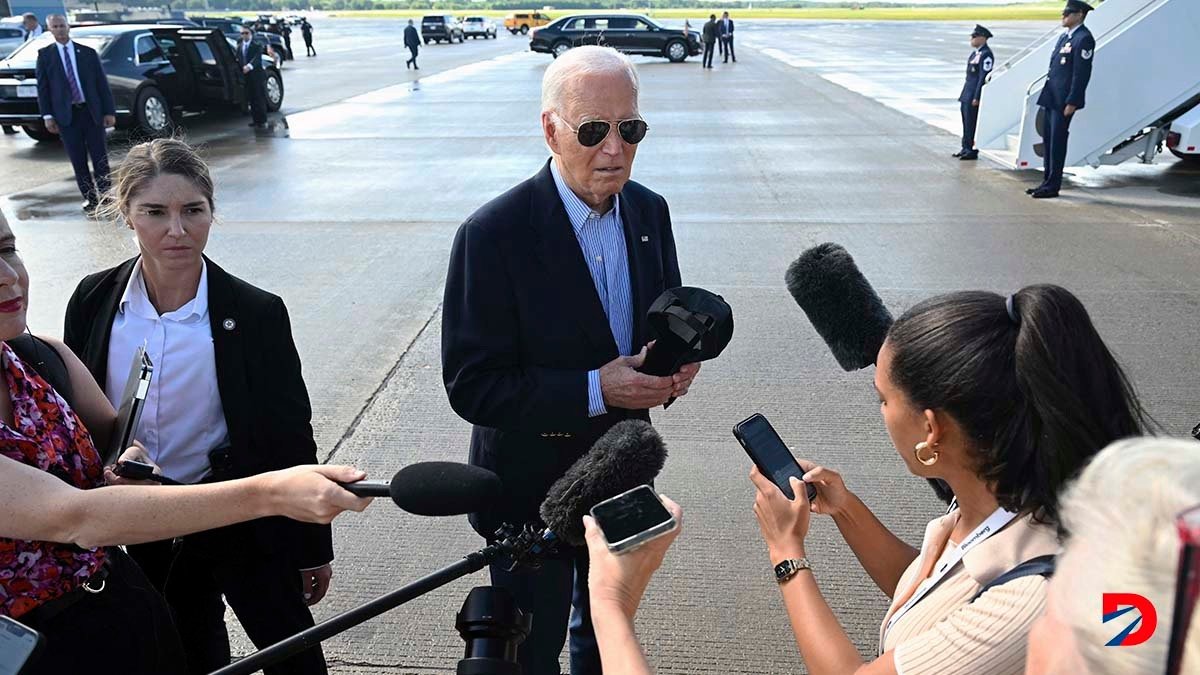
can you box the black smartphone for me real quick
[113,460,183,486]
[590,485,678,554]
[0,615,45,675]
[733,413,817,502]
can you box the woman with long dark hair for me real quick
[750,285,1151,675]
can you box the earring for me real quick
[914,441,939,466]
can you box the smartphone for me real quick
[733,413,817,502]
[590,485,678,554]
[113,460,183,486]
[0,616,44,675]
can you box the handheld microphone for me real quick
[339,462,503,515]
[539,419,668,546]
[785,242,893,371]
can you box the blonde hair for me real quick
[541,45,639,116]
[1051,437,1200,674]
[97,138,215,223]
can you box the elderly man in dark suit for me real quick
[442,45,700,675]
[35,15,115,213]
[238,26,269,128]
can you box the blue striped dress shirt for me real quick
[549,161,634,418]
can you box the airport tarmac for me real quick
[2,18,1199,674]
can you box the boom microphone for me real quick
[539,420,667,546]
[785,242,893,371]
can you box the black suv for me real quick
[0,25,283,141]
[530,14,702,63]
[422,15,464,44]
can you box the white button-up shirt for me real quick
[104,259,230,484]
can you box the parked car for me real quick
[530,14,702,63]
[0,26,26,60]
[191,16,289,62]
[462,16,497,39]
[0,25,283,141]
[504,11,551,35]
[422,15,464,44]
[1166,105,1200,165]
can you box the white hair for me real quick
[540,45,639,116]
[1051,437,1200,674]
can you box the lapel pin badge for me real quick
[641,235,649,242]
[222,318,236,331]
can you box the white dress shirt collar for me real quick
[120,258,210,323]
[549,159,621,236]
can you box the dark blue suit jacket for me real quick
[442,160,682,538]
[1037,25,1095,111]
[35,41,115,127]
[958,45,993,104]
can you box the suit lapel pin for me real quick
[222,318,236,331]
[640,235,649,243]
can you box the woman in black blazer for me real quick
[63,139,333,675]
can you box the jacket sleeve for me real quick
[1067,34,1094,108]
[92,50,116,117]
[35,50,52,119]
[259,297,334,569]
[972,51,992,103]
[441,219,589,433]
[62,279,89,360]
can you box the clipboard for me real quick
[105,345,153,466]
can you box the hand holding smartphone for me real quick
[590,485,678,554]
[0,615,44,674]
[733,413,817,502]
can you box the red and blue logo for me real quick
[1102,593,1158,647]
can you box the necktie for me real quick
[63,45,84,104]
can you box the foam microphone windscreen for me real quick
[785,243,894,371]
[389,462,503,516]
[539,420,667,546]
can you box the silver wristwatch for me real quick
[774,558,812,583]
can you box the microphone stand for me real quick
[210,525,555,675]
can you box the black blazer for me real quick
[35,41,116,127]
[63,257,333,569]
[442,160,682,538]
[238,39,265,73]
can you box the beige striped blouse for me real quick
[878,510,1059,675]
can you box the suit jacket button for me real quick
[540,433,548,438]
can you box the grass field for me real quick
[323,3,1063,21]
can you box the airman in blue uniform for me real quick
[955,25,994,161]
[1030,0,1095,198]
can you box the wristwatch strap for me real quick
[774,557,812,584]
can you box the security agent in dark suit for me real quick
[719,12,735,63]
[238,27,269,128]
[1030,0,1095,199]
[701,14,717,69]
[63,139,333,675]
[404,19,420,70]
[35,15,115,212]
[442,46,700,675]
[954,25,994,161]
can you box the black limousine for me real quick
[0,24,283,141]
[529,14,702,63]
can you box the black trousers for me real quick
[407,45,418,67]
[245,70,268,125]
[127,534,326,675]
[59,104,110,203]
[722,35,735,61]
[1040,106,1074,192]
[702,41,715,67]
[304,36,315,56]
[960,100,979,153]
[283,34,292,59]
[21,547,187,675]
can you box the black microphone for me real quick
[785,242,893,371]
[539,420,668,547]
[339,462,502,516]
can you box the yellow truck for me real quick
[503,11,551,35]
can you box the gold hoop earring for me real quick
[914,441,939,466]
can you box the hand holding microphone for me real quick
[261,465,375,524]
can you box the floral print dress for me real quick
[0,342,106,619]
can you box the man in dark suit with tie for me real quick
[719,12,735,63]
[442,45,700,675]
[238,27,269,128]
[1030,0,1095,199]
[35,15,115,213]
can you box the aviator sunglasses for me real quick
[556,115,649,147]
